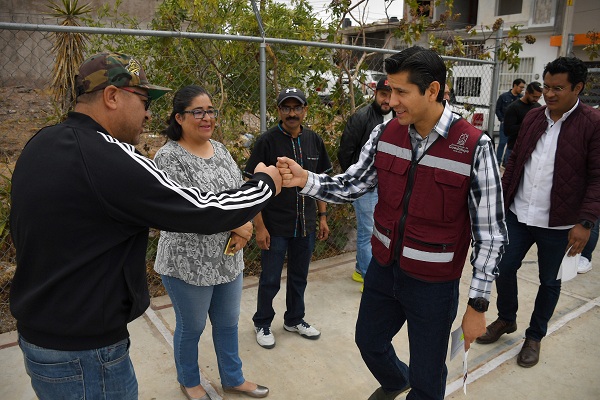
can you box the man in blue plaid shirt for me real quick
[277,46,507,400]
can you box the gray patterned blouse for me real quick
[153,139,244,286]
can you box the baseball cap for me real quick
[277,88,307,106]
[376,77,391,91]
[75,52,172,100]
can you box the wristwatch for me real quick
[468,297,489,313]
[579,219,595,230]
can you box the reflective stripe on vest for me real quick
[373,225,391,249]
[402,246,455,263]
[378,141,471,176]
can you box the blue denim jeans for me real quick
[19,336,137,400]
[355,258,459,400]
[496,123,510,166]
[162,274,245,388]
[495,211,569,341]
[352,189,378,277]
[253,233,316,328]
[582,221,599,261]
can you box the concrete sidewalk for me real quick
[1,246,599,399]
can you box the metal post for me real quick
[487,24,503,139]
[259,42,267,133]
[566,33,575,57]
[251,0,267,133]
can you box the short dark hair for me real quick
[543,56,588,90]
[384,46,446,102]
[527,81,543,94]
[163,85,211,141]
[513,78,526,87]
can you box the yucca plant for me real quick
[47,0,91,115]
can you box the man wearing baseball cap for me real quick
[338,77,395,290]
[244,88,332,349]
[10,52,282,399]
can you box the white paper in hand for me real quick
[450,326,464,361]
[557,246,579,282]
[450,326,469,393]
[463,349,469,394]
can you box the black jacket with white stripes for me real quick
[9,112,276,351]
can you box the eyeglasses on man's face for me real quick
[119,87,152,110]
[542,84,566,94]
[181,109,219,119]
[279,105,305,114]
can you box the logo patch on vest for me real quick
[449,132,470,154]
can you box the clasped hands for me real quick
[252,157,308,194]
[275,156,309,188]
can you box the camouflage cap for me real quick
[75,52,171,100]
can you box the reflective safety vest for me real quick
[371,117,482,282]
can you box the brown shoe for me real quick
[475,318,517,344]
[517,338,541,368]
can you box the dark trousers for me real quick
[253,233,316,328]
[355,258,459,400]
[495,210,569,341]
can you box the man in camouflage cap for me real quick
[10,52,282,399]
[75,52,171,100]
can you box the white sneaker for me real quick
[283,320,321,340]
[255,327,275,349]
[578,256,593,274]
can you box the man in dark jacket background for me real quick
[477,57,600,368]
[503,81,543,151]
[495,78,526,167]
[337,77,394,288]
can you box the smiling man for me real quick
[477,56,600,368]
[276,46,507,400]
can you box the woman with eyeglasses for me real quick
[153,85,269,399]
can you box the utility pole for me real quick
[559,0,575,57]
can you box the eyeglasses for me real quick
[279,105,305,114]
[181,109,219,119]
[119,87,152,110]
[542,84,566,94]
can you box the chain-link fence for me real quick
[0,21,498,333]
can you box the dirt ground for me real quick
[0,85,166,165]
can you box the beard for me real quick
[372,100,392,116]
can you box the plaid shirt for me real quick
[302,103,507,300]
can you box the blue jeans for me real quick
[496,122,510,166]
[352,189,378,277]
[582,221,599,261]
[162,274,245,388]
[19,336,137,400]
[253,233,316,328]
[355,258,459,400]
[495,211,569,341]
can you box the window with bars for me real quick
[463,40,485,59]
[497,57,535,98]
[456,76,482,97]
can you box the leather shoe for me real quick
[180,384,210,400]
[367,384,410,400]
[476,318,517,344]
[222,384,269,398]
[517,338,541,368]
